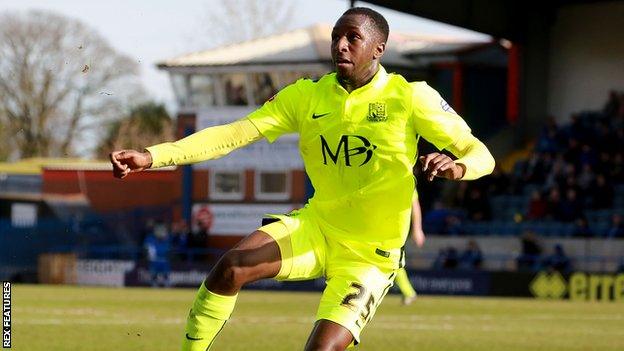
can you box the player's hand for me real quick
[109,149,152,179]
[419,152,465,181]
[412,229,425,248]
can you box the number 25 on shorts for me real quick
[340,282,376,326]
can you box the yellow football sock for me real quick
[395,268,416,298]
[181,284,237,351]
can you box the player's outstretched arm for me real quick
[110,119,263,179]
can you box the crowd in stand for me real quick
[516,231,572,273]
[432,240,483,270]
[430,234,574,273]
[422,90,624,238]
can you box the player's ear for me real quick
[373,42,385,60]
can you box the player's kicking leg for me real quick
[305,320,354,350]
[181,215,343,351]
[182,230,282,351]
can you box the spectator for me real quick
[188,225,209,262]
[459,240,483,270]
[526,190,548,220]
[578,164,595,191]
[485,165,510,196]
[545,188,562,220]
[617,96,624,125]
[595,121,618,154]
[578,144,596,168]
[595,151,612,176]
[171,220,189,261]
[591,174,613,209]
[572,217,594,238]
[423,201,452,234]
[612,152,624,183]
[144,222,171,287]
[558,188,584,222]
[565,115,587,144]
[607,214,624,238]
[464,187,491,221]
[617,129,624,148]
[524,152,547,184]
[536,117,562,153]
[432,247,459,269]
[188,206,214,261]
[140,218,156,248]
[517,231,542,271]
[603,90,620,118]
[563,138,581,169]
[443,247,459,269]
[543,244,571,273]
[544,156,566,191]
[445,214,464,235]
[432,248,447,269]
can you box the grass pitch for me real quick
[11,284,624,350]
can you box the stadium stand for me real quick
[422,91,624,239]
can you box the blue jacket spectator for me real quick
[543,244,571,273]
[144,222,171,287]
[459,240,483,270]
[607,214,624,238]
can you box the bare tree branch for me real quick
[0,10,145,160]
[194,0,295,49]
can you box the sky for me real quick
[0,0,489,110]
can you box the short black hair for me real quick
[342,7,389,43]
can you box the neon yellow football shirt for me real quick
[247,65,472,248]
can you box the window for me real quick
[170,74,190,107]
[189,75,215,108]
[249,72,279,104]
[222,73,249,106]
[209,170,245,200]
[255,170,290,201]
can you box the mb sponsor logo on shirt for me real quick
[320,135,377,167]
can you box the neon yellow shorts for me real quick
[258,208,402,344]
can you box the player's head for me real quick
[331,7,388,81]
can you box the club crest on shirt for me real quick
[367,102,387,122]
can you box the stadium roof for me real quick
[0,158,175,175]
[157,23,489,70]
[365,0,616,41]
[0,158,104,175]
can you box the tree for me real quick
[96,102,173,158]
[0,10,144,160]
[195,0,295,48]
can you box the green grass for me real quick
[11,284,624,350]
